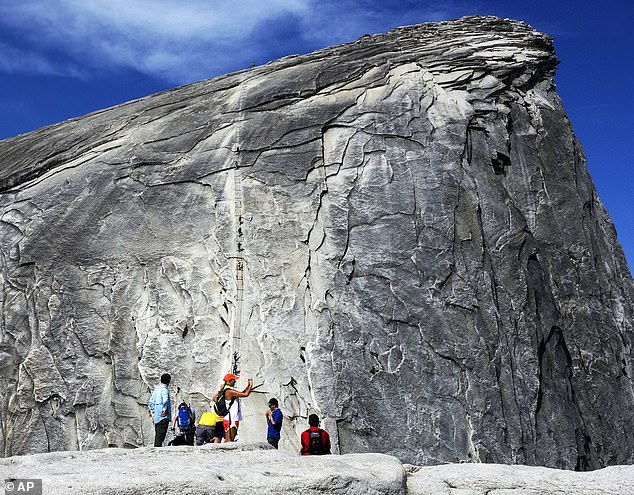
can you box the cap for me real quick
[223,373,239,382]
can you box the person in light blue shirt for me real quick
[148,373,171,447]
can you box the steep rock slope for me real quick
[0,16,632,468]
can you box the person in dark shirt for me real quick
[265,397,283,448]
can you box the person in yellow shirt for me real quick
[195,410,224,445]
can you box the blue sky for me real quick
[0,0,632,270]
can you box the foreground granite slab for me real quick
[407,462,634,494]
[0,443,405,495]
[1,444,633,494]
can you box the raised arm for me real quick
[225,378,253,399]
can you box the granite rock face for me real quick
[0,16,632,468]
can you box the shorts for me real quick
[223,418,240,431]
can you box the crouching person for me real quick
[195,410,224,445]
[173,402,196,446]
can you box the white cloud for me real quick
[0,41,84,76]
[297,1,459,46]
[0,0,455,84]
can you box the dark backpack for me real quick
[308,429,323,455]
[213,387,235,417]
[177,404,194,430]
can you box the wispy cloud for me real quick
[0,41,81,76]
[0,0,458,84]
[298,0,462,45]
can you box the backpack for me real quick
[308,429,323,455]
[177,404,194,430]
[213,387,235,417]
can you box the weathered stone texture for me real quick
[0,445,408,495]
[0,16,632,468]
[2,444,634,494]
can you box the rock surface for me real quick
[1,444,633,494]
[0,444,406,495]
[407,462,634,494]
[0,15,633,468]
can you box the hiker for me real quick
[195,410,224,445]
[172,401,195,446]
[300,414,331,455]
[265,397,283,448]
[213,373,253,442]
[148,373,172,447]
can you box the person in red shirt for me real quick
[300,414,331,455]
